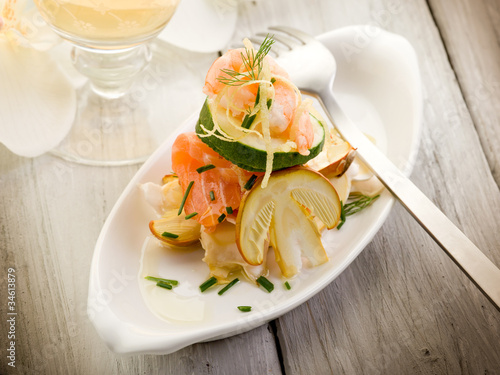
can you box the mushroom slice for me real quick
[236,167,342,278]
[149,209,201,247]
[162,174,178,185]
[200,221,266,283]
[306,129,356,177]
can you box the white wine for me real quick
[34,0,180,48]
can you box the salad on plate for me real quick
[139,36,383,316]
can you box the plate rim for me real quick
[87,25,422,354]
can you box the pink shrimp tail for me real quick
[291,110,314,156]
[203,48,247,97]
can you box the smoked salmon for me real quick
[171,132,259,228]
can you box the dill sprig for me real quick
[217,35,275,86]
[337,193,380,229]
[344,193,380,216]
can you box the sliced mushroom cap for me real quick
[149,209,201,247]
[306,129,356,177]
[236,167,342,278]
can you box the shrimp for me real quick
[203,46,314,154]
[203,48,259,116]
[267,81,314,155]
[203,48,290,114]
[289,100,314,156]
[268,80,296,136]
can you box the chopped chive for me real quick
[337,194,380,230]
[217,213,226,223]
[256,276,274,293]
[185,212,198,220]
[241,113,256,129]
[199,276,217,292]
[284,281,291,290]
[161,231,179,239]
[237,306,252,312]
[145,276,178,285]
[226,206,233,215]
[178,180,194,215]
[267,98,273,109]
[337,201,346,229]
[254,85,261,106]
[156,281,173,290]
[196,164,216,174]
[209,190,215,201]
[244,174,258,190]
[270,77,276,84]
[218,278,239,295]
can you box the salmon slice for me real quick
[171,132,258,228]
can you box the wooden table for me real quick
[1,0,500,373]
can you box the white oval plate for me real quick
[88,26,422,354]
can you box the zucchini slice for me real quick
[195,99,325,172]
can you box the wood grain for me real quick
[237,0,500,373]
[428,0,500,188]
[0,151,282,375]
[1,0,500,374]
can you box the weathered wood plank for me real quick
[0,149,282,375]
[0,40,282,374]
[2,0,500,373]
[236,0,500,374]
[428,0,500,188]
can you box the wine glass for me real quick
[34,0,182,165]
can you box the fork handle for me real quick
[311,90,500,312]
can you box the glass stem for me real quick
[71,44,152,99]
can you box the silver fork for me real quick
[250,26,500,311]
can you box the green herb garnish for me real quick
[209,190,215,201]
[337,194,380,229]
[145,276,179,285]
[256,276,274,293]
[217,213,226,223]
[284,281,291,290]
[161,232,178,239]
[226,206,233,215]
[156,281,173,290]
[344,193,380,215]
[241,113,257,129]
[196,164,216,174]
[337,201,346,229]
[217,35,275,86]
[237,306,252,312]
[185,212,198,220]
[199,276,217,292]
[244,174,258,190]
[178,180,194,216]
[218,278,239,295]
[254,85,261,105]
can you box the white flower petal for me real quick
[0,39,76,157]
[1,0,28,30]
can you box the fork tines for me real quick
[228,26,313,57]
